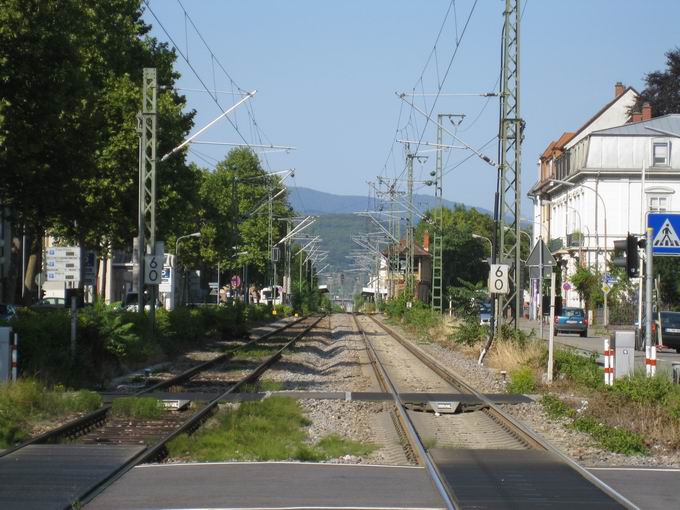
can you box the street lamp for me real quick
[549,179,608,269]
[175,232,201,255]
[175,232,201,305]
[472,234,493,260]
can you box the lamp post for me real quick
[175,232,201,306]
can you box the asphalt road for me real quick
[86,462,446,509]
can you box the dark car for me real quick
[0,303,17,322]
[639,312,680,353]
[555,307,588,337]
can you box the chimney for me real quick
[631,110,643,123]
[642,102,652,121]
[423,231,430,252]
[615,81,625,98]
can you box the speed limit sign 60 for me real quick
[144,255,162,285]
[489,264,509,294]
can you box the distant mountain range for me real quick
[287,186,493,217]
[286,187,497,274]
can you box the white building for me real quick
[529,83,680,308]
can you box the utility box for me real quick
[0,327,12,383]
[614,331,635,380]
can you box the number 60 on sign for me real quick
[489,264,509,294]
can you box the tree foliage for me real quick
[0,0,197,252]
[633,47,680,116]
[416,206,494,289]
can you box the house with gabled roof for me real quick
[526,82,680,310]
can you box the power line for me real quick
[142,0,252,148]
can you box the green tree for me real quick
[416,205,495,290]
[570,266,601,315]
[632,47,680,116]
[0,0,199,300]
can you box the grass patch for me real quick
[507,366,537,394]
[571,415,648,455]
[0,379,102,448]
[167,397,376,462]
[233,343,281,360]
[315,434,377,458]
[541,394,574,420]
[111,397,163,419]
[239,380,285,393]
[541,393,648,455]
[487,338,545,374]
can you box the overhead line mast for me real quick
[495,0,523,329]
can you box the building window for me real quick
[649,195,670,212]
[652,142,670,166]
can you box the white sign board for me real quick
[601,283,611,295]
[144,255,162,285]
[46,246,81,282]
[489,264,509,294]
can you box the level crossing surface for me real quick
[86,462,447,509]
[0,444,145,510]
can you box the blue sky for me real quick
[144,0,680,216]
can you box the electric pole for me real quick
[406,145,415,298]
[496,0,523,328]
[137,68,157,319]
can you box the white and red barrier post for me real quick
[11,332,18,382]
[603,338,614,386]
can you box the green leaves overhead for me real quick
[0,0,196,250]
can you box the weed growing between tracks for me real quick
[111,397,164,419]
[167,397,376,462]
[0,379,101,447]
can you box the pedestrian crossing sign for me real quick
[648,212,680,256]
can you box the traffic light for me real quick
[340,273,345,284]
[612,234,641,278]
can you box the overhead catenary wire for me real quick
[143,0,253,149]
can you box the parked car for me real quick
[0,304,17,323]
[555,307,588,337]
[121,292,162,312]
[31,297,65,310]
[260,286,284,306]
[638,311,680,353]
[479,302,491,326]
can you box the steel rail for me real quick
[365,314,639,510]
[73,314,326,509]
[0,315,308,458]
[353,314,458,510]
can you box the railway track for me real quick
[353,313,638,510]
[0,314,325,510]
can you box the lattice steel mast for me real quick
[496,0,523,327]
[137,68,157,317]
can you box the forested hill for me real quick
[288,187,495,273]
[287,186,492,216]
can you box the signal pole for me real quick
[137,68,157,319]
[406,145,415,298]
[496,0,523,328]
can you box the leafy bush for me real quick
[507,366,536,394]
[609,372,674,404]
[552,349,603,389]
[14,300,275,387]
[452,317,487,346]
